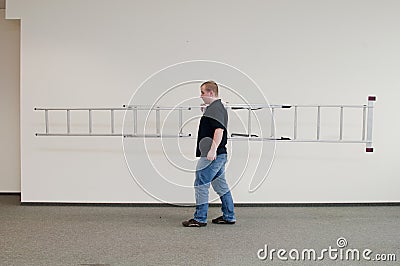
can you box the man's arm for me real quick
[207,128,224,161]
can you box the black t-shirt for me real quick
[196,99,228,157]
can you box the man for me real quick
[182,81,236,227]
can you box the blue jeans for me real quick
[194,154,236,223]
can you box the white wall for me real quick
[6,0,400,203]
[0,9,20,192]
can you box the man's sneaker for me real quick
[182,218,207,227]
[212,216,236,224]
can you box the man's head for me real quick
[200,81,219,104]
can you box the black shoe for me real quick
[182,218,207,227]
[212,216,236,224]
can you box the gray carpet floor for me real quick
[0,195,399,266]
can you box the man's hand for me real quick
[207,128,223,161]
[207,148,217,161]
[200,103,207,113]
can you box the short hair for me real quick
[201,81,219,96]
